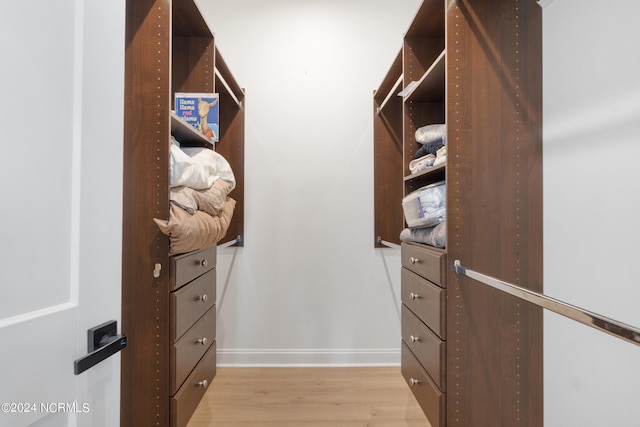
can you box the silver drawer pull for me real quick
[197,337,208,345]
[410,292,420,300]
[410,335,420,343]
[410,257,420,265]
[198,380,208,388]
[410,378,420,386]
[197,294,208,302]
[198,259,208,267]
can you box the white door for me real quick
[0,1,125,426]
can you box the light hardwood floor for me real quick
[187,367,431,426]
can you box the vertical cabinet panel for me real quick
[445,0,543,425]
[172,37,215,94]
[121,1,172,424]
[215,50,245,245]
[373,51,404,246]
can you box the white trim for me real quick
[70,0,85,305]
[0,302,78,328]
[537,0,556,8]
[217,348,401,367]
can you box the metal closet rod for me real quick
[377,236,401,249]
[218,235,243,249]
[453,260,640,347]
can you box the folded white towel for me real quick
[409,154,436,174]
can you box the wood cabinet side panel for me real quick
[122,0,172,425]
[445,0,543,425]
[374,94,404,246]
[172,36,215,96]
[215,93,245,244]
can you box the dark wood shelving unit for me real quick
[121,1,244,425]
[374,0,543,425]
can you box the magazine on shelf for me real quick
[174,92,219,142]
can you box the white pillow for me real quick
[182,146,236,190]
[169,138,215,189]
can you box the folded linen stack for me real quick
[400,221,446,248]
[410,123,447,174]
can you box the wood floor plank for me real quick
[187,367,430,426]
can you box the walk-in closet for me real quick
[1,0,638,426]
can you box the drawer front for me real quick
[171,269,216,340]
[401,243,446,287]
[402,342,446,427]
[402,268,446,340]
[171,342,217,427]
[171,245,216,291]
[402,305,446,392]
[171,306,216,394]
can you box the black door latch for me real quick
[73,320,127,375]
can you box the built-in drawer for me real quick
[171,269,216,340]
[402,305,446,392]
[401,243,446,287]
[171,245,216,291]
[402,342,445,427]
[402,268,446,340]
[171,306,216,394]
[171,342,217,427]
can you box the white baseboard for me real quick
[216,348,401,367]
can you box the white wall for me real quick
[542,0,640,425]
[198,0,422,365]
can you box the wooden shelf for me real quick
[215,49,245,107]
[170,111,214,149]
[404,50,445,103]
[378,75,403,114]
[404,162,445,183]
[374,50,403,114]
[404,162,445,194]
